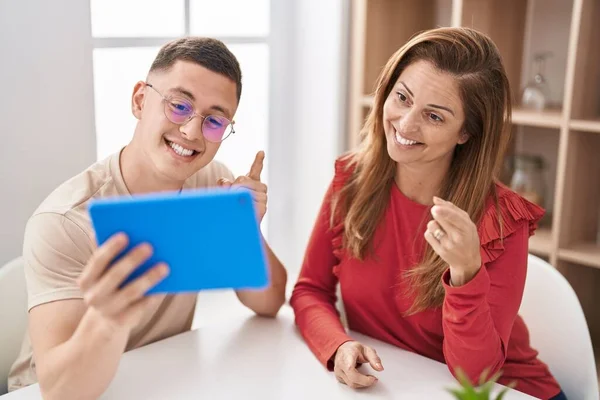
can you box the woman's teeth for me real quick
[168,140,195,157]
[395,131,419,146]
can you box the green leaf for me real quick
[479,367,491,386]
[494,380,517,400]
[479,381,492,399]
[488,371,503,384]
[453,369,479,398]
[447,388,470,400]
[448,368,517,400]
[494,387,511,400]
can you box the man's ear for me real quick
[131,81,146,120]
[458,131,470,145]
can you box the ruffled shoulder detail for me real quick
[478,182,545,265]
[330,155,356,270]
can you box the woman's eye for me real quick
[429,113,443,122]
[397,92,407,102]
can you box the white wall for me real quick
[0,0,97,266]
[291,0,348,269]
[267,0,348,275]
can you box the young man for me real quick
[8,37,287,398]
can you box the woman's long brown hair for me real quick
[332,27,512,313]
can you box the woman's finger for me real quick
[434,196,471,218]
[426,219,444,238]
[431,204,468,234]
[335,369,347,385]
[344,367,377,388]
[433,197,472,224]
[425,229,447,258]
[361,346,384,371]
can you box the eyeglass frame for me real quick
[144,82,236,143]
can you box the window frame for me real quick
[90,0,290,247]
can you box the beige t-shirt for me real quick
[8,150,234,391]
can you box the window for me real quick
[90,0,185,37]
[90,0,270,181]
[89,0,340,269]
[189,0,270,37]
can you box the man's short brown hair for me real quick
[150,37,242,101]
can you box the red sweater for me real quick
[290,158,561,400]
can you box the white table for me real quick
[3,306,534,399]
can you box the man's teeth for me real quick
[168,141,194,157]
[395,131,418,146]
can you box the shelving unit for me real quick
[570,119,600,133]
[559,244,600,268]
[529,227,553,256]
[347,0,600,388]
[511,108,563,129]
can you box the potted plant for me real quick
[448,368,516,400]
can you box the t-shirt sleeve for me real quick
[23,212,93,311]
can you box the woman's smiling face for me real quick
[383,60,468,168]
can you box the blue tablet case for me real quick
[88,188,269,294]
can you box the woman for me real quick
[290,27,565,400]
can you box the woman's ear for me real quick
[458,131,470,145]
[131,81,146,120]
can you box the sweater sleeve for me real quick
[441,223,528,382]
[290,158,355,370]
[440,185,545,383]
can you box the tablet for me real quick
[88,188,269,294]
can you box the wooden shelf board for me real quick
[558,242,600,269]
[360,95,374,108]
[570,119,600,133]
[511,108,563,129]
[529,227,553,256]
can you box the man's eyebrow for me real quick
[170,86,195,101]
[209,105,230,115]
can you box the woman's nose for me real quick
[396,108,420,134]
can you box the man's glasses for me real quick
[145,83,235,143]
